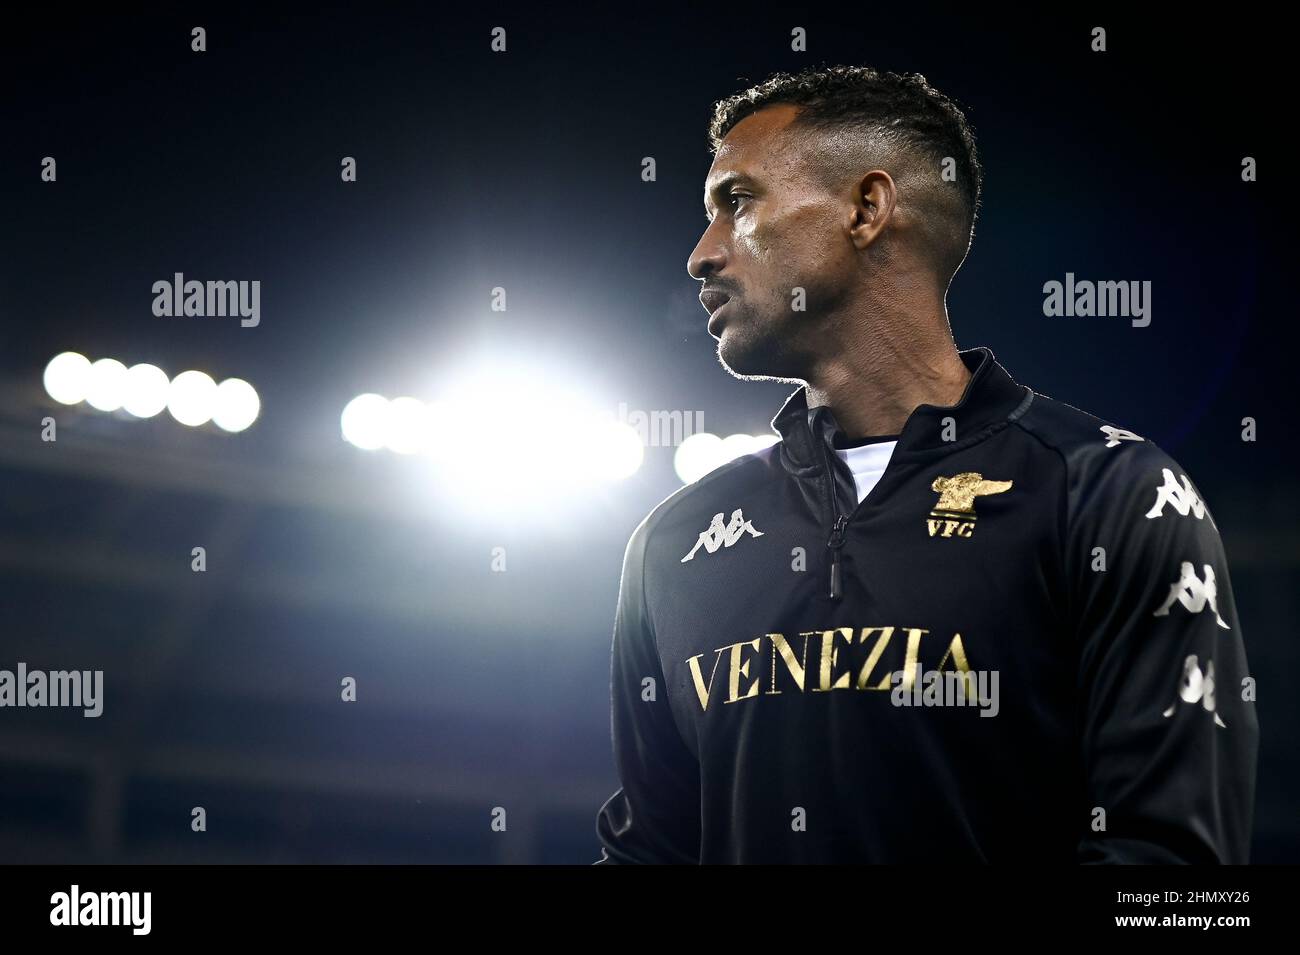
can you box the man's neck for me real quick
[802,325,972,442]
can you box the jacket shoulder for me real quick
[626,445,780,566]
[1014,388,1182,469]
[1012,389,1211,521]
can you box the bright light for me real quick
[675,431,777,483]
[167,370,218,427]
[122,363,170,418]
[340,356,652,519]
[424,399,456,460]
[429,364,647,499]
[341,393,391,451]
[722,432,779,461]
[720,432,759,461]
[85,358,129,412]
[385,397,431,454]
[674,432,724,483]
[43,352,92,405]
[602,420,646,480]
[213,378,260,433]
[44,352,258,433]
[576,419,645,480]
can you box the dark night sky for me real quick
[2,9,1290,462]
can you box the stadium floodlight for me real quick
[724,432,779,461]
[85,358,129,412]
[43,352,259,433]
[674,431,777,484]
[167,370,218,427]
[674,431,724,484]
[43,352,92,405]
[122,363,171,418]
[572,417,644,481]
[384,396,432,455]
[339,354,649,521]
[595,419,645,480]
[212,377,261,433]
[340,393,391,451]
[720,432,760,463]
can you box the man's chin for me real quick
[716,330,801,383]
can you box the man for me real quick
[594,65,1258,863]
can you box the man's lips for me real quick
[699,289,732,335]
[699,289,730,311]
[705,299,732,338]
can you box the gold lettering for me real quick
[928,516,975,538]
[766,632,813,695]
[814,628,855,692]
[726,639,762,703]
[937,632,976,701]
[686,648,727,712]
[936,632,972,673]
[901,628,928,691]
[855,626,896,690]
[688,626,957,708]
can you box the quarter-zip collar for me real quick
[771,345,1032,476]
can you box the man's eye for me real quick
[705,195,750,222]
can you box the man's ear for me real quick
[849,170,896,251]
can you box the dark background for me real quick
[0,6,1295,863]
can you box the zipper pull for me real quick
[827,514,848,600]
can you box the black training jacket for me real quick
[595,346,1258,864]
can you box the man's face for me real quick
[688,104,858,381]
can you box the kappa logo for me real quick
[682,509,764,562]
[1145,467,1214,526]
[1100,424,1144,448]
[1153,561,1230,629]
[1162,654,1227,727]
[926,472,1013,539]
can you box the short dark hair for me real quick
[707,64,983,284]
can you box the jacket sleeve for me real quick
[594,518,702,864]
[1069,439,1259,863]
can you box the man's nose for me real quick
[687,226,727,279]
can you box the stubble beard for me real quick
[715,303,809,385]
